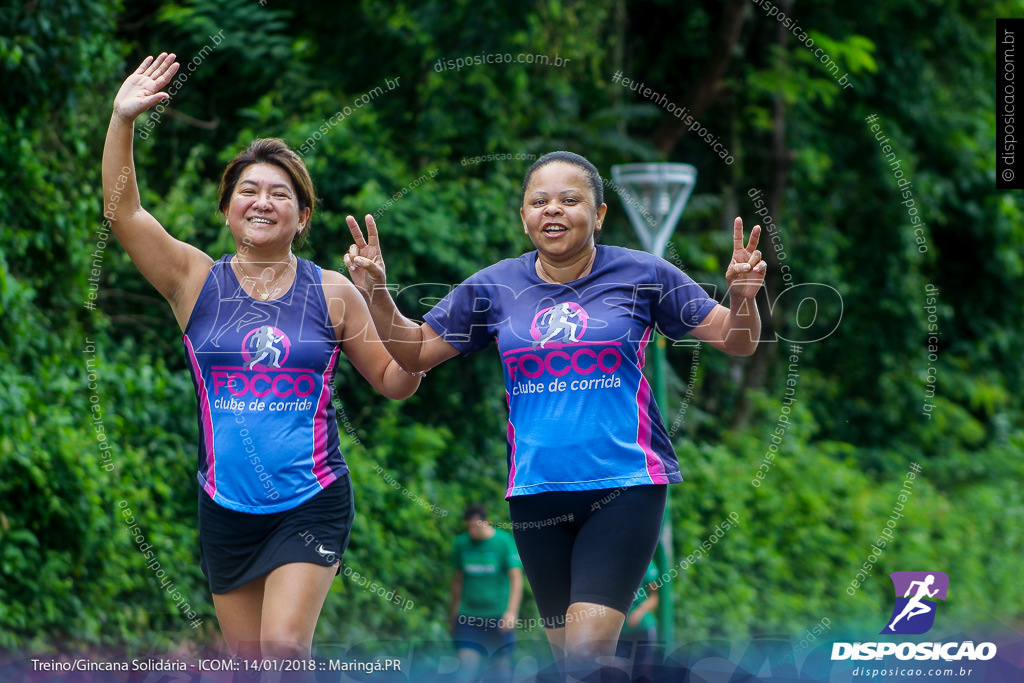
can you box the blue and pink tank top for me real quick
[183,255,345,513]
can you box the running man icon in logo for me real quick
[881,571,949,635]
[531,302,589,349]
[242,325,290,370]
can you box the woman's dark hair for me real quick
[520,151,604,207]
[218,138,316,247]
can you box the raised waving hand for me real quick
[103,51,212,329]
[725,217,767,300]
[112,52,179,121]
[344,214,387,297]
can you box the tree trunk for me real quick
[729,0,793,429]
[652,0,748,155]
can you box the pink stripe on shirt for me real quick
[635,327,668,483]
[310,346,340,489]
[184,335,218,497]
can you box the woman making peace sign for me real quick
[345,152,766,679]
[102,53,421,664]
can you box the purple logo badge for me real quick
[881,571,949,635]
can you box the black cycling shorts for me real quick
[507,484,666,628]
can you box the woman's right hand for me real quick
[112,53,180,122]
[344,214,387,299]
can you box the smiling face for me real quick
[520,161,607,266]
[224,163,311,251]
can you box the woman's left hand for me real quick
[344,214,387,298]
[725,217,767,300]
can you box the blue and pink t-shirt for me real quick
[424,245,718,498]
[183,256,345,513]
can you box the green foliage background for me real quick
[1,0,1021,658]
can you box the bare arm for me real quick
[449,570,464,629]
[102,53,212,328]
[344,214,460,373]
[500,568,524,632]
[323,269,421,400]
[627,583,659,628]
[690,217,765,356]
[690,300,761,356]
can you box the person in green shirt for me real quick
[618,561,660,681]
[449,504,524,681]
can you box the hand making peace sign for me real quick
[345,214,387,297]
[112,52,180,122]
[725,217,767,300]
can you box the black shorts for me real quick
[508,484,666,629]
[199,474,354,594]
[453,618,517,657]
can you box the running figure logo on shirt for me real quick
[530,302,589,349]
[241,325,291,369]
[881,571,949,635]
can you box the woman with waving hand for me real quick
[346,151,765,680]
[102,53,421,665]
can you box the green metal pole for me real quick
[651,334,674,647]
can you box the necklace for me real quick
[235,254,295,300]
